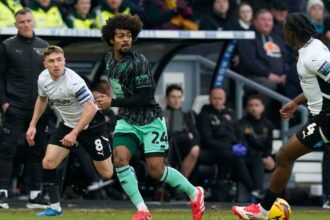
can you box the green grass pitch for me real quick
[0,209,329,220]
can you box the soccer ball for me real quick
[268,198,291,220]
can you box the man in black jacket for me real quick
[0,8,49,209]
[237,8,287,93]
[239,95,275,195]
[164,84,200,179]
[197,88,262,200]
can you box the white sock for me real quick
[189,188,199,202]
[136,202,149,212]
[0,189,8,198]
[30,190,41,200]
[50,202,62,212]
[259,204,269,214]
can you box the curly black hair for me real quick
[285,13,316,43]
[101,14,143,46]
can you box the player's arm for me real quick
[61,83,97,146]
[280,93,305,120]
[26,96,48,146]
[304,54,330,82]
[73,101,98,135]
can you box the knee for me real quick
[42,157,57,170]
[147,164,164,180]
[190,146,200,159]
[113,156,129,168]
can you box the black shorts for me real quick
[296,111,330,149]
[49,123,112,161]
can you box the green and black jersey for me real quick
[104,50,163,126]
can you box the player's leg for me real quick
[232,134,312,220]
[36,144,69,217]
[113,119,151,220]
[93,156,114,180]
[142,117,204,220]
[78,125,114,180]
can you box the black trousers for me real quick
[198,146,255,192]
[0,106,48,191]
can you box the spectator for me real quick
[145,0,198,30]
[28,0,67,28]
[199,0,236,30]
[0,0,23,27]
[239,95,275,195]
[197,88,262,200]
[164,84,200,179]
[0,8,49,209]
[94,0,136,29]
[271,0,289,38]
[234,2,253,30]
[307,0,325,37]
[237,9,287,93]
[65,0,97,29]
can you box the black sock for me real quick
[43,169,60,204]
[260,189,281,211]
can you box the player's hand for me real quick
[279,100,298,120]
[26,126,36,146]
[263,156,275,171]
[95,94,112,110]
[60,132,77,147]
[2,103,9,113]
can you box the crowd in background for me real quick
[2,0,330,206]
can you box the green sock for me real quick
[160,166,196,197]
[116,166,144,207]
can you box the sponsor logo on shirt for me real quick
[49,98,71,106]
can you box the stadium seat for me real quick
[192,95,209,114]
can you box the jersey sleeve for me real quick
[304,54,330,82]
[38,75,47,97]
[134,54,153,89]
[72,76,93,105]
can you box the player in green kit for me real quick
[96,14,205,220]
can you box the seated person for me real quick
[237,9,287,93]
[0,0,22,27]
[199,0,236,30]
[239,95,275,195]
[164,84,200,179]
[65,0,97,29]
[94,0,142,29]
[28,0,67,28]
[197,87,263,200]
[145,0,198,30]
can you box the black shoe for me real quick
[0,191,9,209]
[26,193,49,209]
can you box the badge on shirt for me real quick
[264,41,281,58]
[109,79,125,98]
[317,61,330,76]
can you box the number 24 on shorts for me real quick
[151,131,167,144]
